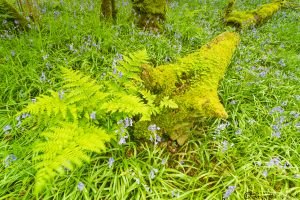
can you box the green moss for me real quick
[136,32,240,144]
[131,0,167,30]
[224,0,284,28]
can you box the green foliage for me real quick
[17,50,177,193]
[0,0,28,30]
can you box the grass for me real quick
[0,0,300,199]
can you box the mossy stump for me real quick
[134,32,240,145]
[224,0,286,28]
[131,0,166,31]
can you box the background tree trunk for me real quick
[101,0,117,22]
[131,0,167,31]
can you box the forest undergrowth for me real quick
[0,0,299,199]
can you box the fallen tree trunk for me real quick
[135,32,240,145]
[224,0,286,28]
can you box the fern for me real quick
[17,50,177,193]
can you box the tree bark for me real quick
[131,0,167,31]
[101,0,117,22]
[134,32,240,145]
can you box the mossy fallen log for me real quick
[224,0,286,28]
[135,32,240,145]
[0,0,28,31]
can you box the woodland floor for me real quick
[0,0,300,199]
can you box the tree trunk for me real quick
[131,0,167,31]
[101,0,117,22]
[134,32,241,145]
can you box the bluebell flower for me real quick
[4,154,17,167]
[118,71,123,78]
[255,161,262,166]
[259,71,267,77]
[272,131,281,138]
[144,185,152,193]
[118,135,128,145]
[135,178,140,184]
[267,157,281,167]
[278,59,286,67]
[42,54,49,60]
[171,190,180,198]
[14,20,19,25]
[222,140,228,152]
[11,50,16,57]
[295,95,300,101]
[148,124,160,132]
[290,111,299,118]
[149,168,158,179]
[108,157,114,168]
[262,170,268,177]
[281,101,288,106]
[235,129,242,135]
[223,186,236,199]
[40,72,46,82]
[123,117,133,128]
[58,90,65,100]
[229,100,237,105]
[269,106,284,114]
[90,111,96,120]
[161,158,167,165]
[3,125,12,132]
[31,98,37,103]
[293,174,300,178]
[77,182,85,191]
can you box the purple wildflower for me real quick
[222,140,228,152]
[11,50,16,57]
[262,170,268,177]
[148,124,160,132]
[90,111,96,120]
[3,125,12,132]
[58,90,65,100]
[149,168,158,179]
[119,135,128,145]
[278,59,286,67]
[4,154,17,167]
[235,129,242,135]
[40,72,46,82]
[223,186,236,199]
[77,182,85,191]
[269,106,284,114]
[108,157,114,168]
[267,157,281,167]
[293,174,300,178]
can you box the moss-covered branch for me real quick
[135,32,240,145]
[224,0,286,28]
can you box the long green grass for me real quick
[0,0,300,199]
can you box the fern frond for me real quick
[19,90,70,120]
[33,123,111,194]
[160,96,178,109]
